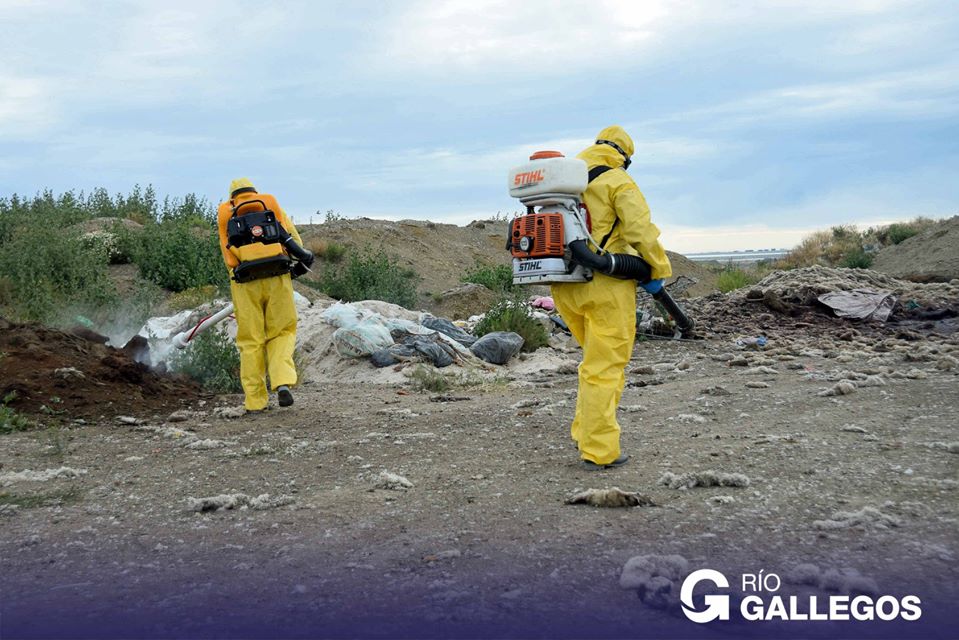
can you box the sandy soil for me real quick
[873,215,959,283]
[1,320,956,637]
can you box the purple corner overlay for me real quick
[2,549,956,640]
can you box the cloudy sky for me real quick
[2,0,956,252]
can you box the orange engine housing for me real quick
[510,213,565,258]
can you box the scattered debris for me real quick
[372,471,413,491]
[565,488,657,508]
[184,439,232,451]
[818,381,858,397]
[701,385,731,396]
[213,406,246,420]
[0,467,87,485]
[186,493,295,512]
[923,441,959,454]
[619,554,689,610]
[813,506,901,530]
[167,410,193,423]
[658,471,750,490]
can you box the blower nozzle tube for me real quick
[652,289,696,337]
[568,240,695,337]
[278,229,314,264]
[567,240,651,282]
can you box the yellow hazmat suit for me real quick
[216,179,303,411]
[551,126,672,465]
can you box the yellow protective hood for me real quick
[577,125,635,169]
[230,177,256,197]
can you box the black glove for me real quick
[301,250,315,268]
[291,261,310,278]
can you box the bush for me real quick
[0,392,33,435]
[716,267,758,293]
[0,187,222,323]
[131,220,228,293]
[461,263,513,292]
[318,249,418,308]
[840,247,875,269]
[474,295,549,352]
[169,327,241,393]
[409,364,451,392]
[167,285,220,312]
[0,225,116,322]
[307,237,347,263]
[884,223,919,245]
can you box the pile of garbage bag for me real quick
[321,303,525,368]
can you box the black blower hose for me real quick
[277,227,315,264]
[568,240,650,281]
[567,240,695,336]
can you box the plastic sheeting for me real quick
[470,331,524,365]
[817,289,896,322]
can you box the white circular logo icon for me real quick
[681,569,730,623]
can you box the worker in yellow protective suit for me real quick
[551,126,672,469]
[216,178,306,412]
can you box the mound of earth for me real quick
[297,218,717,305]
[872,215,959,283]
[687,265,959,340]
[0,317,202,419]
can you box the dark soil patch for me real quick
[0,317,202,419]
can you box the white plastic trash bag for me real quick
[332,317,395,357]
[321,303,369,329]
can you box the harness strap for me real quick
[586,165,618,250]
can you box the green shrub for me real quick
[474,295,549,352]
[409,364,451,392]
[884,223,919,245]
[461,263,513,292]
[0,226,116,322]
[169,327,241,393]
[324,242,347,263]
[319,249,418,308]
[840,247,875,269]
[716,268,758,293]
[0,392,33,435]
[131,220,228,293]
[0,187,221,322]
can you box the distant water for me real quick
[686,250,789,263]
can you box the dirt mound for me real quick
[686,265,959,341]
[0,318,202,419]
[298,218,717,305]
[872,215,959,282]
[663,251,717,297]
[300,218,509,305]
[742,265,958,308]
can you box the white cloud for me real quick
[646,63,959,132]
[0,74,59,137]
[375,0,674,74]
[343,131,720,194]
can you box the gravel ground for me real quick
[1,332,957,638]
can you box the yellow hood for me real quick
[576,125,635,169]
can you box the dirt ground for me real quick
[2,312,957,638]
[0,319,202,420]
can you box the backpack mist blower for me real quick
[171,202,315,350]
[505,150,695,337]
